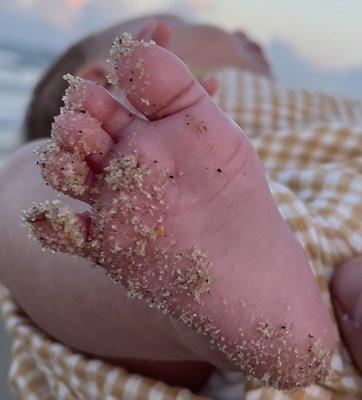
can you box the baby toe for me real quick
[109,33,208,119]
[52,110,113,172]
[62,75,135,139]
[23,200,90,256]
[36,140,94,201]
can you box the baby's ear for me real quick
[76,61,111,87]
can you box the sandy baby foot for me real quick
[23,33,334,389]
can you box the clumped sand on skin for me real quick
[176,247,212,300]
[62,73,86,111]
[108,32,155,65]
[104,154,150,191]
[89,152,213,305]
[107,33,155,85]
[35,140,88,196]
[22,200,86,255]
[51,111,104,158]
[176,310,332,389]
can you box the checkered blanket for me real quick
[1,68,361,399]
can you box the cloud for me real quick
[0,0,136,49]
[0,0,208,49]
[4,0,91,25]
[3,0,208,28]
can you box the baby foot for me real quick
[23,33,333,389]
[331,258,362,372]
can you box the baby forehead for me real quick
[90,17,236,53]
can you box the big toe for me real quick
[109,33,207,119]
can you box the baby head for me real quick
[23,14,270,141]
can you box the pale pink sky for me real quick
[3,0,362,69]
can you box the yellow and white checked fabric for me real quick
[1,68,362,400]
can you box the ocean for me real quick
[0,43,55,165]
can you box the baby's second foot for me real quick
[331,258,362,372]
[24,33,333,389]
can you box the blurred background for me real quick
[0,0,361,398]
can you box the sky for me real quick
[1,0,361,69]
